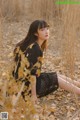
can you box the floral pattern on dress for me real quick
[12,42,43,100]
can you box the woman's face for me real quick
[36,27,50,41]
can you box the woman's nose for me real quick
[45,29,49,34]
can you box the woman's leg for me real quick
[57,74,80,95]
[57,73,80,87]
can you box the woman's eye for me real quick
[41,28,45,31]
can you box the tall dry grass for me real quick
[0,7,3,49]
[60,5,80,116]
[0,0,61,22]
[61,5,80,78]
[29,0,61,24]
[1,1,80,119]
[0,0,26,21]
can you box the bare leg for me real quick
[57,73,80,87]
[57,75,80,95]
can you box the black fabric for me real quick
[25,42,43,66]
[36,72,59,97]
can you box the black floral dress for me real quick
[12,42,59,100]
[13,42,43,80]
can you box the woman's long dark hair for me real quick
[15,20,49,52]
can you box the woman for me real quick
[12,20,80,103]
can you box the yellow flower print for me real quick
[36,69,41,77]
[15,46,20,54]
[21,52,30,67]
[33,62,41,68]
[37,56,43,62]
[23,69,30,77]
[29,43,34,49]
[18,67,24,78]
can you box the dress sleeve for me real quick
[25,43,43,77]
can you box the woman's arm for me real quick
[30,75,38,103]
[25,43,43,102]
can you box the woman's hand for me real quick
[31,95,38,104]
[30,75,38,104]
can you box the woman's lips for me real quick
[45,35,48,37]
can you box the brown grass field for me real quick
[0,0,80,120]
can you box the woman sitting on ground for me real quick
[12,20,80,103]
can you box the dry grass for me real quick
[0,0,28,21]
[0,8,3,49]
[61,5,80,78]
[0,1,80,119]
[60,5,80,116]
[0,0,61,22]
[29,0,61,25]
